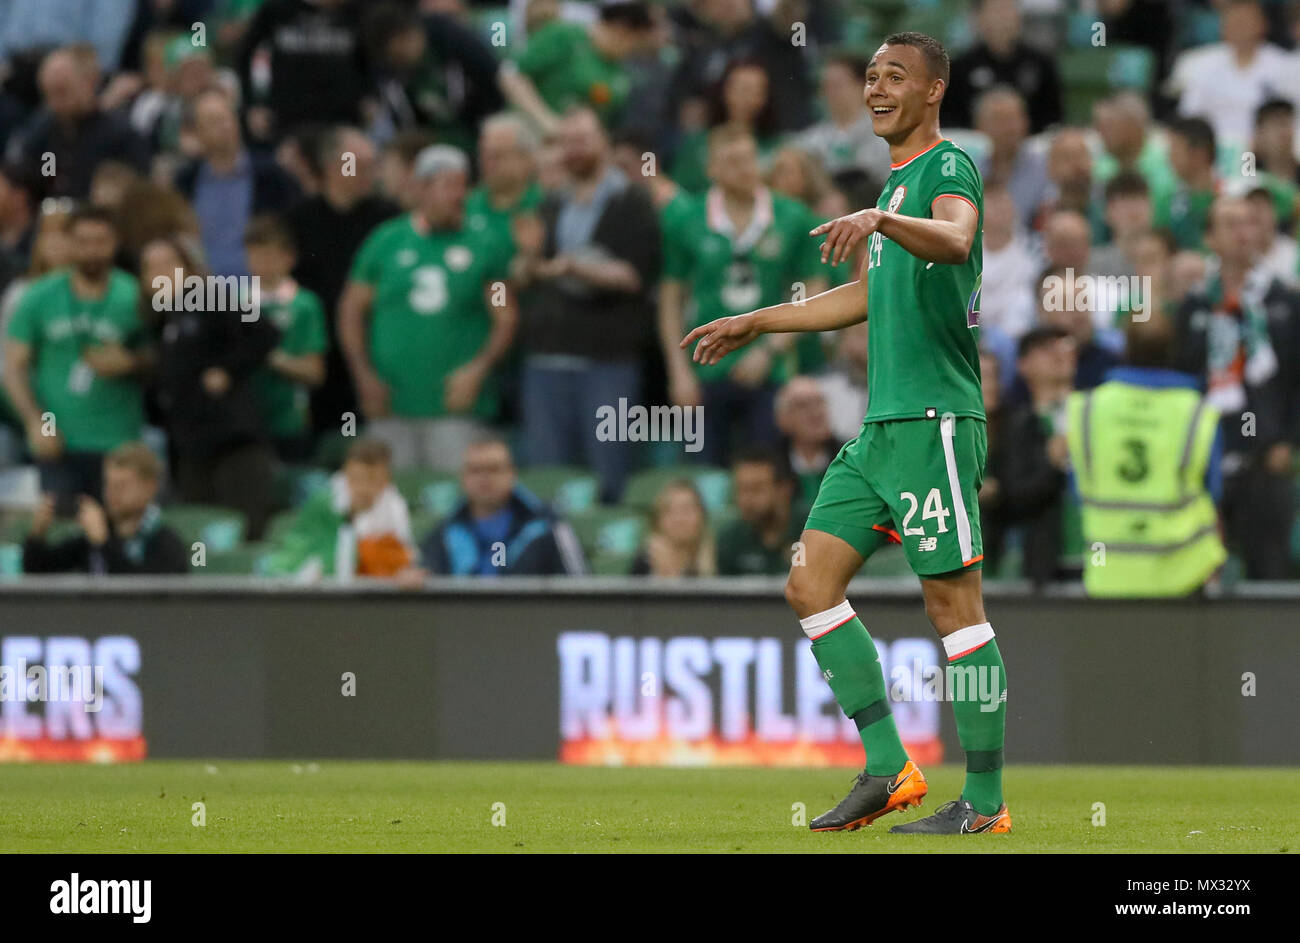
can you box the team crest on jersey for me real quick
[396,249,417,267]
[444,246,473,271]
[887,185,907,213]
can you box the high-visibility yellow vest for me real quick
[1065,381,1226,597]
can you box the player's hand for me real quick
[680,312,761,366]
[811,208,884,267]
[443,363,485,413]
[356,369,391,419]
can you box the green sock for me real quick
[807,611,908,777]
[946,631,1007,816]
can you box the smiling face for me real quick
[864,43,943,143]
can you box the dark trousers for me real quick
[1223,461,1295,580]
[699,378,780,467]
[175,441,277,541]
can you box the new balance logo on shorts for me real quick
[917,537,937,552]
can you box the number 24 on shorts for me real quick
[900,488,950,535]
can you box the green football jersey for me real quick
[464,182,543,251]
[514,21,629,124]
[255,280,328,438]
[663,189,823,382]
[5,269,143,452]
[349,214,512,419]
[862,139,984,424]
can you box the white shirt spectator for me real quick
[981,232,1041,339]
[1172,43,1300,153]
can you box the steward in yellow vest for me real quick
[1066,325,1226,596]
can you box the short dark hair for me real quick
[880,31,950,85]
[68,203,117,233]
[362,1,420,61]
[731,444,794,484]
[1124,313,1174,369]
[1017,325,1070,360]
[1168,117,1216,158]
[1255,97,1294,126]
[600,1,654,29]
[1104,171,1150,203]
[243,213,296,252]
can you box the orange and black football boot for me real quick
[889,798,1012,834]
[809,760,927,831]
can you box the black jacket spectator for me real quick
[421,488,586,577]
[8,107,149,200]
[1171,282,1296,456]
[991,402,1070,585]
[946,41,1063,133]
[155,305,280,460]
[23,518,188,575]
[287,190,399,432]
[524,177,661,363]
[238,0,373,136]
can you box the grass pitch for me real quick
[0,762,1295,853]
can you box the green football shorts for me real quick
[805,414,987,577]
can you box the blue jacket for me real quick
[421,487,586,577]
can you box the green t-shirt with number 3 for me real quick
[862,139,984,424]
[5,269,143,452]
[349,214,512,419]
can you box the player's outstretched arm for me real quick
[680,273,867,367]
[812,198,978,267]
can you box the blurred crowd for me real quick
[0,0,1298,584]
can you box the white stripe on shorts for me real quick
[939,414,974,564]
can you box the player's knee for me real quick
[784,566,831,619]
[780,567,811,619]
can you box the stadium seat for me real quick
[568,507,647,559]
[160,505,246,554]
[408,509,439,546]
[198,543,268,576]
[392,469,462,518]
[622,466,732,514]
[589,550,637,577]
[518,466,599,514]
[1058,45,1154,124]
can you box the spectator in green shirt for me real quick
[499,1,657,136]
[716,445,803,577]
[244,214,328,463]
[467,113,544,252]
[3,206,144,500]
[658,126,827,466]
[338,144,519,472]
[1157,118,1220,251]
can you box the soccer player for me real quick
[682,32,1010,835]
